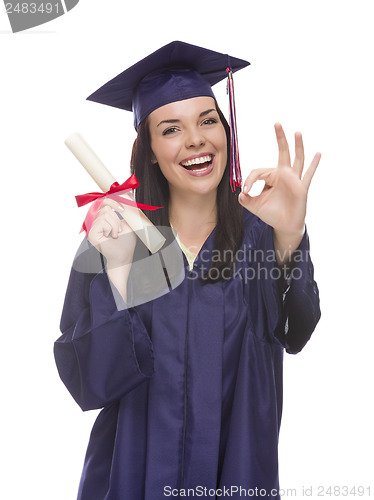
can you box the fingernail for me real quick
[117,205,124,211]
[242,185,249,194]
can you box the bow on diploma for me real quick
[75,174,162,235]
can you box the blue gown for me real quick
[54,209,321,499]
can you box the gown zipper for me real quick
[180,268,192,488]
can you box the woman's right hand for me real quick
[87,198,136,268]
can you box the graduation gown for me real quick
[54,209,321,500]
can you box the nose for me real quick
[185,126,205,148]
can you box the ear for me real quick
[151,152,158,165]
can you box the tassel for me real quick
[226,66,242,191]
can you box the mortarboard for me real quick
[87,41,250,190]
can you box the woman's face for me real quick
[148,96,227,197]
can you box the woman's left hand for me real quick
[238,123,321,236]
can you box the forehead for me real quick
[148,96,217,124]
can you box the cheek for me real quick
[151,138,178,166]
[157,162,170,180]
[155,150,180,184]
[155,150,178,175]
[217,131,228,166]
[222,139,228,160]
[213,125,228,157]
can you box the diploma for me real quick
[65,133,166,254]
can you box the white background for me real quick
[1,1,373,498]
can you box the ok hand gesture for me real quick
[239,123,321,238]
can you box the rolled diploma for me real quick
[65,133,165,254]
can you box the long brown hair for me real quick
[130,103,244,283]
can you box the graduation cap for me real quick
[87,41,250,190]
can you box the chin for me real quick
[185,178,221,196]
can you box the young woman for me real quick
[55,41,321,500]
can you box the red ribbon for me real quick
[75,174,162,235]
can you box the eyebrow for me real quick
[156,108,217,128]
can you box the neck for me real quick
[169,188,217,250]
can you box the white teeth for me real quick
[182,155,212,167]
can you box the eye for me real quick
[202,118,218,126]
[162,127,179,136]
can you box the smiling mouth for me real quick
[180,154,214,171]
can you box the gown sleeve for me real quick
[253,218,321,354]
[54,248,154,411]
